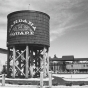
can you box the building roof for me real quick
[50,55,88,61]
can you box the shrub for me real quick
[28,82,31,85]
[8,82,13,84]
[65,82,72,86]
[24,82,31,85]
[79,83,85,86]
[18,82,23,85]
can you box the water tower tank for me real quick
[7,10,50,47]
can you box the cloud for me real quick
[50,0,88,42]
[50,16,88,42]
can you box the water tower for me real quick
[7,10,50,78]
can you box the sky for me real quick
[0,0,88,64]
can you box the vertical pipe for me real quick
[13,46,15,78]
[40,72,43,88]
[25,45,29,78]
[49,71,52,88]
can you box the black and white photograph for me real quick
[0,0,88,88]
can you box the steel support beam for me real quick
[13,46,15,78]
[25,45,29,78]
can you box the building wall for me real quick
[66,63,88,70]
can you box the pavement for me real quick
[1,85,88,88]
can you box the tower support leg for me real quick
[42,47,49,77]
[13,46,15,78]
[47,49,49,77]
[25,45,29,78]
